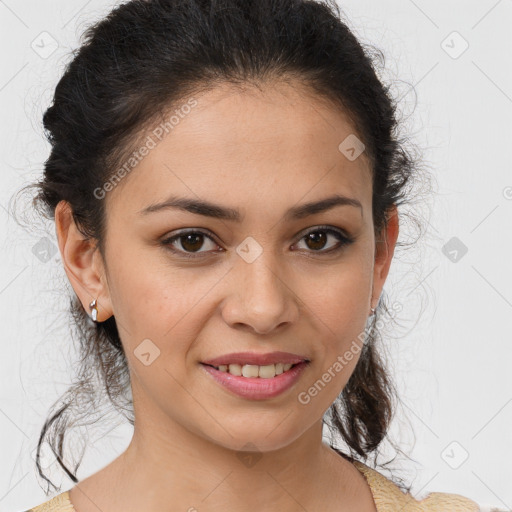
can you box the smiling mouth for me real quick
[203,362,301,378]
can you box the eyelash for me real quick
[160,225,355,260]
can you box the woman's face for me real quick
[75,81,398,452]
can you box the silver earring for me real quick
[89,298,98,322]
[370,306,376,316]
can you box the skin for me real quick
[55,80,398,512]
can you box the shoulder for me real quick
[22,490,74,512]
[352,460,483,511]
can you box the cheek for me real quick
[104,245,239,409]
[298,263,371,394]
[296,332,365,414]
[302,262,372,338]
[107,251,224,359]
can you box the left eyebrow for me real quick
[138,193,363,221]
[284,194,363,221]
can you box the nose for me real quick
[220,255,300,335]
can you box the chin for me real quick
[199,420,307,455]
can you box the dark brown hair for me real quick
[14,0,430,495]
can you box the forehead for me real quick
[105,80,372,218]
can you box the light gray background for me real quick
[1,1,511,511]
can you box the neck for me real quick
[88,416,358,512]
[70,381,367,512]
[123,425,320,507]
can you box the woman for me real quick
[18,0,492,510]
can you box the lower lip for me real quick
[200,362,309,400]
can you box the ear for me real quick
[54,200,113,322]
[371,204,399,310]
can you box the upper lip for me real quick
[202,351,310,366]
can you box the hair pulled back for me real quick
[24,0,426,493]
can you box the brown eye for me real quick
[161,230,220,258]
[294,227,354,254]
[180,233,206,253]
[304,231,328,251]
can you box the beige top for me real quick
[24,460,489,512]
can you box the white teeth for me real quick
[258,364,276,378]
[228,364,242,376]
[214,362,298,377]
[242,364,259,378]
